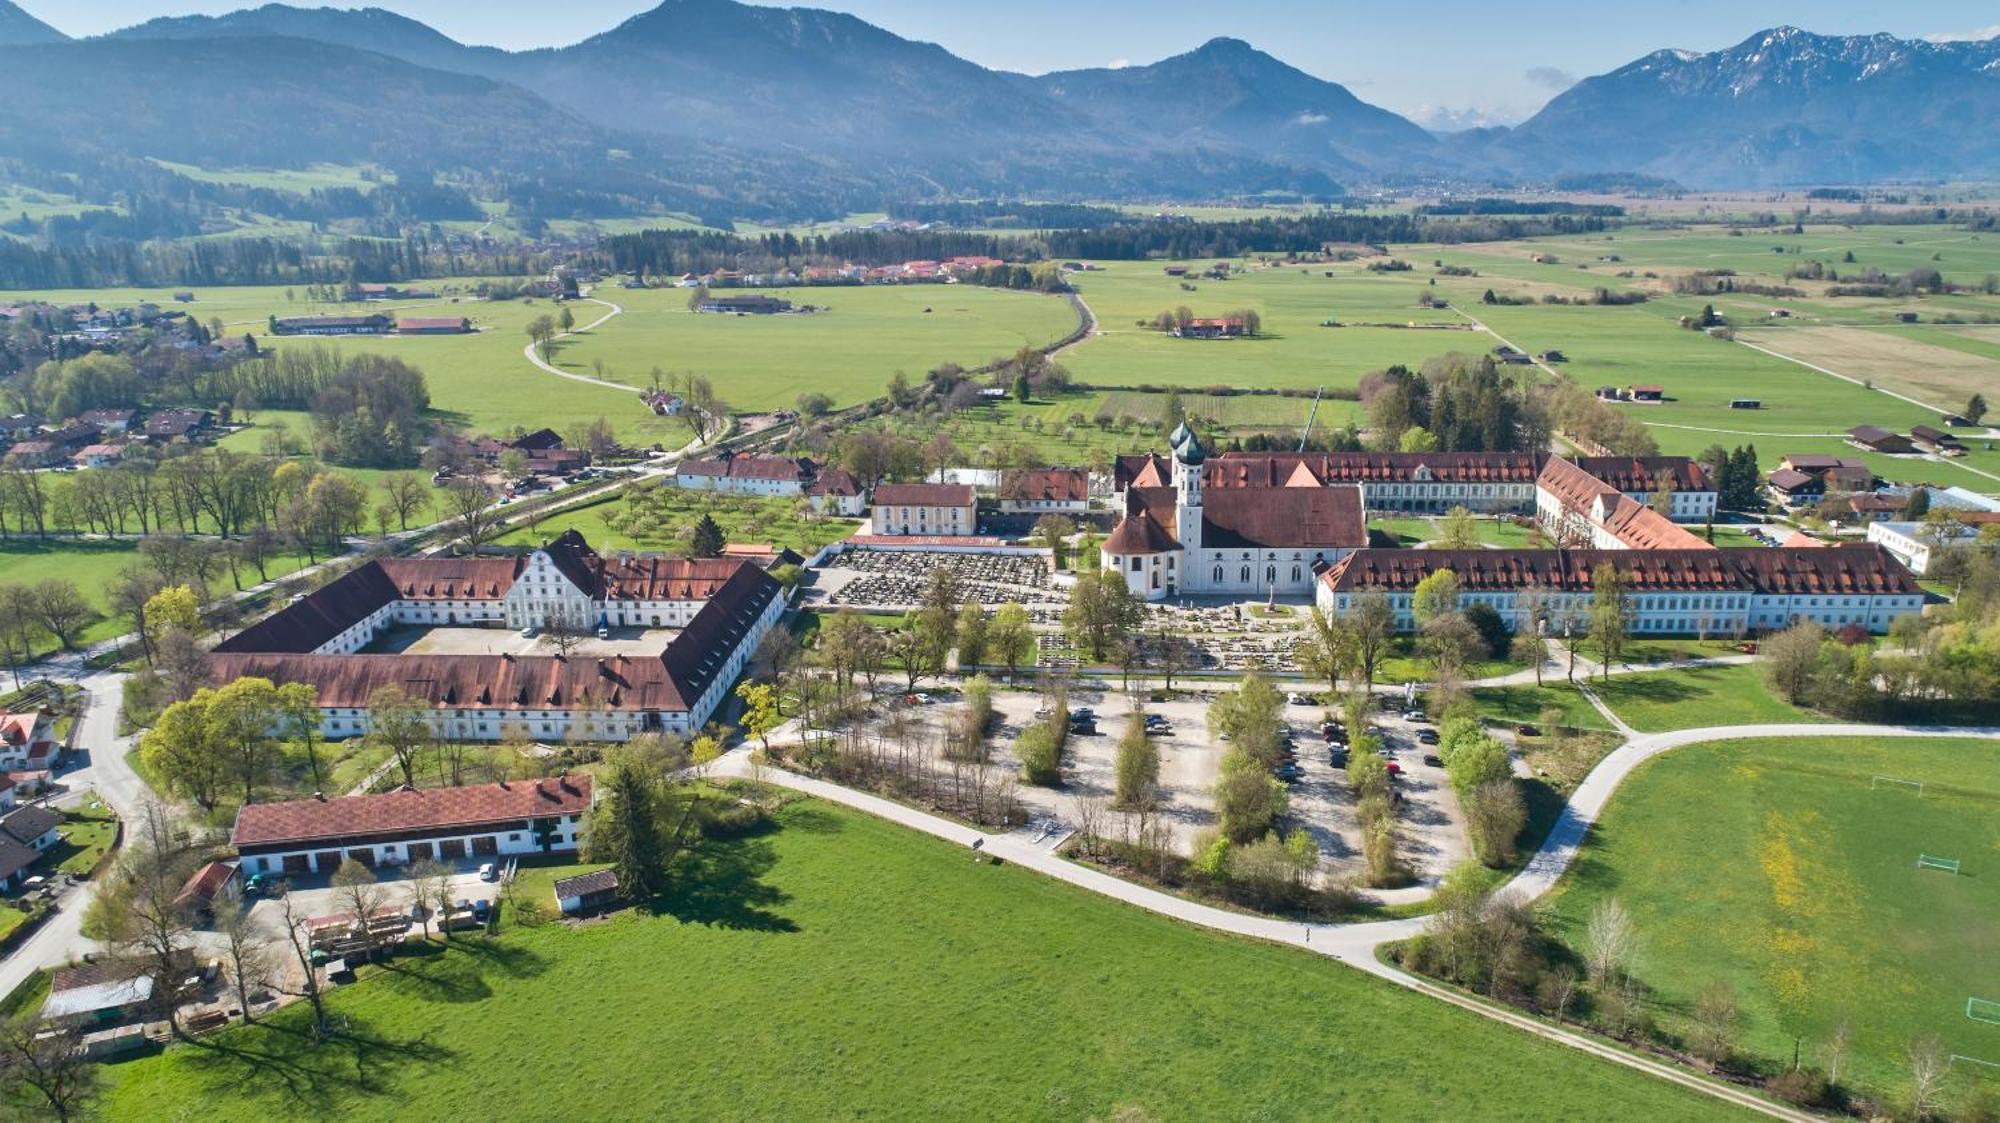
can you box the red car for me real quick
[1384,761,1403,777]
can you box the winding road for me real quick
[716,715,2000,1120]
[520,297,639,394]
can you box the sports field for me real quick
[1551,735,2000,1098]
[101,797,1738,1121]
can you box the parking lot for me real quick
[965,687,1472,890]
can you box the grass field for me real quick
[50,800,118,877]
[550,284,1081,414]
[1550,735,2000,1098]
[1589,663,1822,732]
[102,796,1739,1121]
[1736,324,2000,411]
[1472,681,1610,732]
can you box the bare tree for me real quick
[444,477,502,549]
[1581,897,1640,986]
[1072,792,1107,861]
[543,603,592,659]
[94,804,199,1039]
[1907,1035,1949,1121]
[331,858,386,952]
[1689,979,1740,1072]
[211,879,274,1023]
[272,887,330,1040]
[1821,1017,1852,1087]
[0,1015,95,1120]
[408,859,452,941]
[383,472,431,531]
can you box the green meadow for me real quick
[102,797,1739,1121]
[1550,735,2000,1099]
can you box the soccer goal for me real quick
[1969,998,2000,1026]
[1918,854,1963,874]
[1872,775,1925,796]
[1952,1054,2000,1074]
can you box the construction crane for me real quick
[1297,386,1325,452]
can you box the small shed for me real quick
[554,868,621,915]
[1628,385,1665,402]
[1848,425,1916,454]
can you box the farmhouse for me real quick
[998,467,1091,514]
[231,776,594,877]
[142,408,214,443]
[554,868,622,915]
[1173,317,1248,339]
[674,451,819,497]
[272,314,392,337]
[0,803,59,891]
[206,532,786,740]
[77,408,139,433]
[1909,425,1966,455]
[1765,468,1825,508]
[0,709,56,772]
[1847,425,1915,455]
[1103,426,1367,600]
[699,295,793,315]
[397,317,473,335]
[872,483,977,537]
[2,441,58,468]
[72,443,126,469]
[643,391,686,416]
[1318,545,1922,636]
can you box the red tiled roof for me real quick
[1103,509,1180,554]
[1564,456,1709,493]
[1321,545,1917,597]
[1001,468,1089,504]
[232,777,593,850]
[1767,469,1819,491]
[677,455,814,483]
[397,317,469,331]
[1124,485,1365,551]
[873,483,975,507]
[807,466,861,497]
[1209,451,1545,487]
[174,860,236,908]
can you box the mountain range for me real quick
[2,0,1998,219]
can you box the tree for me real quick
[1907,1035,1949,1121]
[445,477,502,548]
[1114,717,1159,809]
[332,858,386,949]
[142,584,201,657]
[211,879,272,1023]
[1437,506,1480,550]
[1581,898,1639,985]
[408,858,453,941]
[735,681,781,753]
[272,887,331,1039]
[1032,514,1076,561]
[1465,779,1525,866]
[954,604,988,667]
[1298,605,1354,696]
[593,757,666,900]
[1966,392,1989,425]
[278,682,325,791]
[558,305,576,333]
[1012,372,1031,403]
[690,512,725,557]
[92,804,199,1038]
[30,579,95,651]
[367,684,433,787]
[526,314,556,358]
[1510,630,1548,686]
[498,448,530,482]
[1343,587,1394,689]
[1213,745,1287,842]
[1761,620,1825,705]
[1398,426,1439,454]
[1411,568,1460,626]
[1063,571,1139,661]
[1690,979,1741,1073]
[988,602,1033,679]
[1587,562,1630,678]
[205,676,284,802]
[0,1015,95,1121]
[383,471,431,530]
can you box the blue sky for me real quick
[35,0,2000,125]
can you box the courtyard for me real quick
[363,623,682,659]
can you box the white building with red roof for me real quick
[0,710,56,773]
[231,776,593,878]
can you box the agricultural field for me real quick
[0,537,306,651]
[145,160,384,194]
[1550,735,2000,1099]
[549,283,1081,414]
[102,797,1737,1121]
[1734,324,2000,411]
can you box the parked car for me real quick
[1516,724,1541,738]
[1287,692,1313,706]
[1423,753,1444,768]
[1068,720,1098,736]
[1385,761,1404,777]
[1328,748,1349,768]
[596,627,610,640]
[1273,764,1304,783]
[1402,710,1428,724]
[519,626,537,639]
[470,899,492,924]
[1416,729,1440,745]
[478,862,498,882]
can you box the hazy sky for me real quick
[33,0,2000,125]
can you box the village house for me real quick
[0,803,60,891]
[643,391,686,416]
[3,440,60,468]
[1847,425,1916,455]
[699,294,793,315]
[143,408,214,443]
[1845,494,1909,522]
[1765,468,1826,509]
[77,408,140,433]
[40,962,159,1030]
[998,467,1091,514]
[1318,545,1922,636]
[1172,317,1248,339]
[72,443,127,469]
[1778,454,1876,493]
[0,709,57,775]
[231,776,594,877]
[806,465,866,517]
[871,483,978,537]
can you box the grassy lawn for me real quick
[1549,735,2000,1098]
[494,484,857,556]
[102,797,1738,1121]
[1472,680,1611,733]
[49,799,118,877]
[1589,662,1822,733]
[1377,637,1524,685]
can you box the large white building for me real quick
[1317,545,1923,636]
[1534,457,1713,551]
[1866,517,1999,575]
[1102,426,1367,600]
[673,452,819,497]
[208,533,786,742]
[870,483,977,536]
